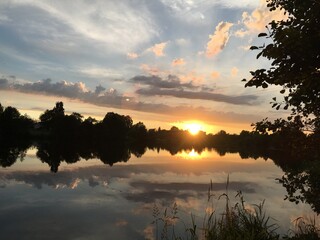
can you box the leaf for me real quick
[258,32,268,37]
[272,97,277,101]
[276,105,280,110]
[262,82,268,88]
[250,46,259,50]
[241,79,247,82]
[265,43,273,49]
[280,89,285,94]
[284,104,289,110]
[257,52,263,59]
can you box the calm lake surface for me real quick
[0,147,317,240]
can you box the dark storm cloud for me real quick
[130,74,197,90]
[136,88,258,105]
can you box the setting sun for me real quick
[185,123,202,135]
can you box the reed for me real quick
[150,177,319,240]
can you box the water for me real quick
[0,147,317,240]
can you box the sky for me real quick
[0,0,287,133]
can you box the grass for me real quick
[150,177,319,240]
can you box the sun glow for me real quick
[171,121,217,134]
[178,149,201,159]
[185,123,202,135]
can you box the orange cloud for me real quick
[235,1,286,37]
[149,42,167,56]
[172,58,186,66]
[211,71,220,79]
[179,71,205,85]
[140,64,161,75]
[231,67,239,77]
[206,21,233,57]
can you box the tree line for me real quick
[1,101,320,213]
[0,101,319,157]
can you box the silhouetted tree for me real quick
[38,102,85,139]
[129,122,147,141]
[59,112,83,138]
[39,101,65,131]
[100,112,133,140]
[80,116,98,141]
[0,105,34,140]
[243,0,320,132]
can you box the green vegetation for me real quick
[151,180,320,240]
[243,0,320,133]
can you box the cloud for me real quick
[179,72,205,85]
[172,58,186,66]
[13,78,89,98]
[124,180,257,203]
[161,0,259,12]
[79,67,122,78]
[131,180,257,194]
[206,21,233,57]
[127,52,139,59]
[160,0,206,23]
[130,75,197,90]
[130,74,257,105]
[0,1,157,52]
[0,78,129,107]
[239,45,251,51]
[148,42,167,57]
[0,78,9,87]
[231,67,239,77]
[140,64,162,75]
[235,2,286,37]
[0,13,10,23]
[211,71,220,79]
[175,38,190,46]
[136,87,258,105]
[0,77,260,124]
[94,85,106,95]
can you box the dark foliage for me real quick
[1,101,320,215]
[243,0,320,132]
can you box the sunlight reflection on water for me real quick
[0,148,318,240]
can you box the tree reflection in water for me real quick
[0,139,319,215]
[276,158,320,214]
[0,141,31,168]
